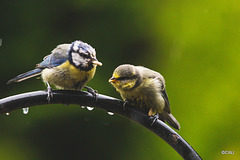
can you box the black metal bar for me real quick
[0,90,202,160]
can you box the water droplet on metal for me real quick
[107,112,114,116]
[22,107,29,114]
[86,107,94,111]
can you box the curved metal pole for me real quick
[0,90,202,160]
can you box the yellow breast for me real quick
[60,61,95,80]
[42,61,96,90]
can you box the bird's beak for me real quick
[109,77,117,83]
[91,57,102,66]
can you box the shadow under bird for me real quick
[109,64,180,130]
[7,40,102,100]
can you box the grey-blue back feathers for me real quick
[37,44,70,68]
[7,44,71,84]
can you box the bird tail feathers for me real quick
[7,68,42,84]
[163,112,180,130]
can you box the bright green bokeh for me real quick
[0,1,239,159]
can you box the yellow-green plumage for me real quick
[115,76,165,113]
[109,64,180,130]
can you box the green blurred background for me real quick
[1,0,240,159]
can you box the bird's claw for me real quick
[151,113,159,126]
[123,99,130,110]
[84,86,98,101]
[46,82,53,102]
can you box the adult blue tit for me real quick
[109,64,180,130]
[7,40,102,99]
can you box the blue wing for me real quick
[37,53,68,68]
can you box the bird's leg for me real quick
[149,108,159,125]
[84,86,98,101]
[123,99,130,110]
[46,81,53,102]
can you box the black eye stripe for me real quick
[116,76,137,81]
[116,77,129,81]
[78,52,89,58]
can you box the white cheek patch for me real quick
[72,52,83,66]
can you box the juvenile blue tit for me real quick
[109,64,180,130]
[7,40,102,99]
